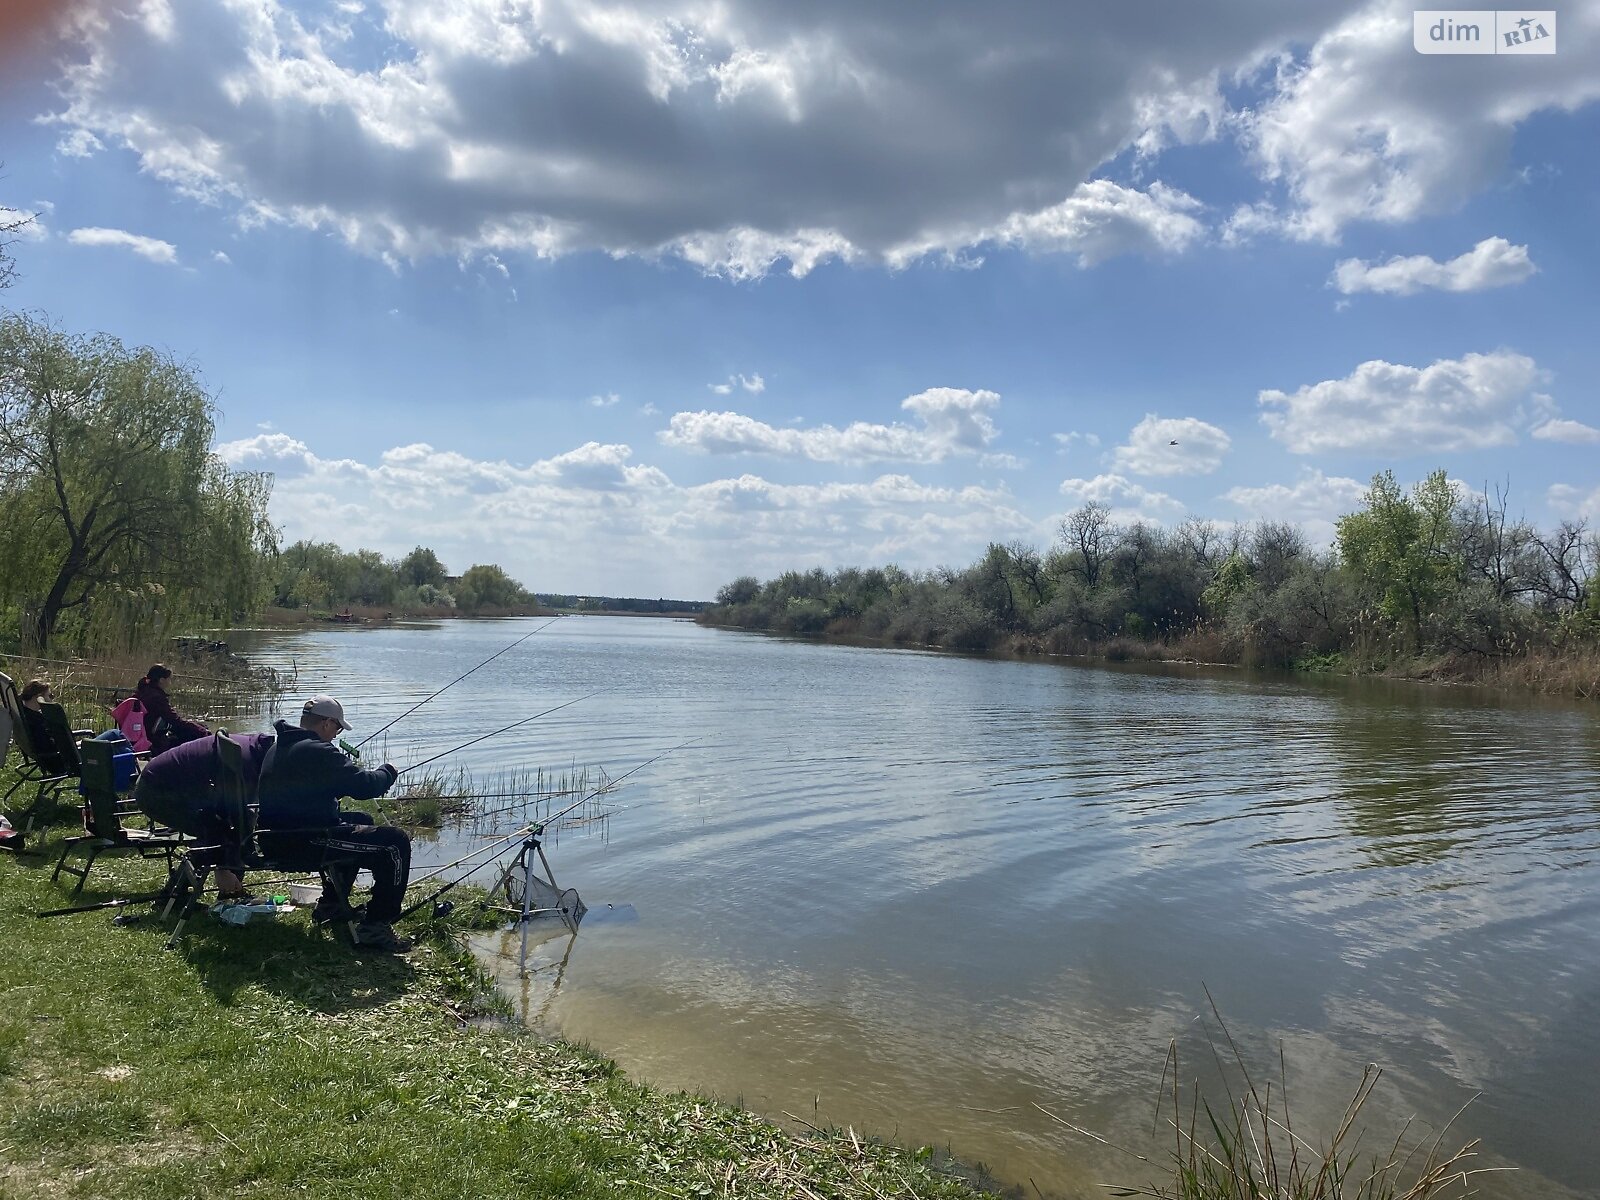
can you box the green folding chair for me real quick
[0,676,79,835]
[52,738,185,899]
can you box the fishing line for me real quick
[397,734,703,920]
[398,687,608,776]
[356,616,561,748]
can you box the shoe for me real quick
[353,922,412,952]
[311,895,362,926]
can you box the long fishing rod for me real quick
[356,616,561,748]
[398,687,607,776]
[397,734,703,921]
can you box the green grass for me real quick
[1038,1000,1486,1200]
[0,775,996,1200]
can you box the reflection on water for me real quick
[230,617,1600,1199]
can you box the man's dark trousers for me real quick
[259,814,411,923]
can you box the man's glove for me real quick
[379,763,399,785]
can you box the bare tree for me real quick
[1530,520,1592,611]
[0,166,34,291]
[1176,516,1222,569]
[1056,502,1121,589]
[1249,521,1306,592]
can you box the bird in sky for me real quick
[1168,439,1179,445]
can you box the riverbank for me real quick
[0,767,997,1200]
[260,603,556,626]
[701,617,1600,701]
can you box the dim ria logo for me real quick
[1414,10,1556,53]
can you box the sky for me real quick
[1,0,1597,600]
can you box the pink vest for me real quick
[111,696,153,753]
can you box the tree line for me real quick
[273,542,537,615]
[705,471,1600,685]
[0,302,537,651]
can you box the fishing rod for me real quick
[398,687,607,776]
[397,734,703,921]
[356,616,562,748]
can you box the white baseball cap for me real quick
[302,695,351,731]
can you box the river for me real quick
[227,615,1600,1199]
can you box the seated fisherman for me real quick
[255,696,412,953]
[134,730,275,898]
[17,680,70,775]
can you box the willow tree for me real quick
[0,312,278,649]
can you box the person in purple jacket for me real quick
[135,730,275,898]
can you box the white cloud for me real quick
[0,206,48,241]
[661,387,1001,464]
[1258,350,1548,455]
[1531,418,1600,446]
[710,372,766,395]
[1237,2,1600,243]
[212,249,231,264]
[66,226,179,264]
[1222,469,1367,521]
[1548,484,1600,523]
[587,392,621,408]
[218,428,1032,597]
[1221,468,1368,543]
[1052,431,1101,455]
[986,180,1205,266]
[1058,473,1184,523]
[883,179,1207,270]
[1331,237,1536,295]
[56,127,102,158]
[216,432,319,471]
[1111,413,1231,476]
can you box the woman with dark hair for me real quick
[18,679,69,774]
[134,664,209,753]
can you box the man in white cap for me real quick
[255,696,412,952]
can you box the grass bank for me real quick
[0,790,995,1200]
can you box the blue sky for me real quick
[2,0,1597,598]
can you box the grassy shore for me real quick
[0,774,996,1200]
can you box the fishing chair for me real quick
[0,674,84,835]
[52,738,185,900]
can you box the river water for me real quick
[227,616,1600,1198]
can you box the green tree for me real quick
[399,545,448,588]
[0,312,277,647]
[1336,469,1458,651]
[457,563,530,611]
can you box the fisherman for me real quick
[255,696,412,953]
[134,730,274,898]
[134,664,210,753]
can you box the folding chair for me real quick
[52,739,185,899]
[0,675,79,835]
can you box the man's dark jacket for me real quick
[256,720,395,829]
